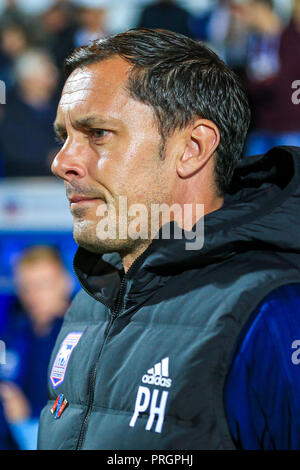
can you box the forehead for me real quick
[57,57,134,119]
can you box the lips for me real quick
[69,196,100,204]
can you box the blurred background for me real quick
[0,0,299,449]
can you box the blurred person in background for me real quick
[37,0,108,74]
[72,0,108,47]
[0,246,72,449]
[0,49,60,177]
[199,0,249,73]
[0,20,32,92]
[137,0,193,38]
[39,0,78,73]
[230,0,300,155]
[0,0,35,30]
[0,0,23,24]
[189,0,249,73]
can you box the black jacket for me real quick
[38,146,300,449]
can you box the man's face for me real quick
[52,57,172,255]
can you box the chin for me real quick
[73,217,142,255]
[74,231,137,257]
[74,227,117,255]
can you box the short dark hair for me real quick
[16,245,64,270]
[65,28,251,195]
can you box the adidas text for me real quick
[142,374,172,388]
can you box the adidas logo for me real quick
[142,357,172,388]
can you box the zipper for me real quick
[75,251,147,450]
[75,308,116,450]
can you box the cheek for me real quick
[94,130,164,200]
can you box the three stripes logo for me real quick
[142,357,172,388]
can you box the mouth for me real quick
[69,196,103,205]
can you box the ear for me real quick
[176,119,220,179]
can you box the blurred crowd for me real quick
[0,0,299,178]
[0,0,300,450]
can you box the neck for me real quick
[31,300,68,336]
[122,240,152,274]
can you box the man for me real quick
[0,246,71,449]
[38,28,300,450]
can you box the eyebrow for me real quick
[53,115,120,137]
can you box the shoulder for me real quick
[230,283,300,359]
[224,283,300,449]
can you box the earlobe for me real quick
[176,120,220,179]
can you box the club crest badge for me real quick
[50,332,83,389]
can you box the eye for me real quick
[90,129,108,140]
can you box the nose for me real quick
[51,138,87,182]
